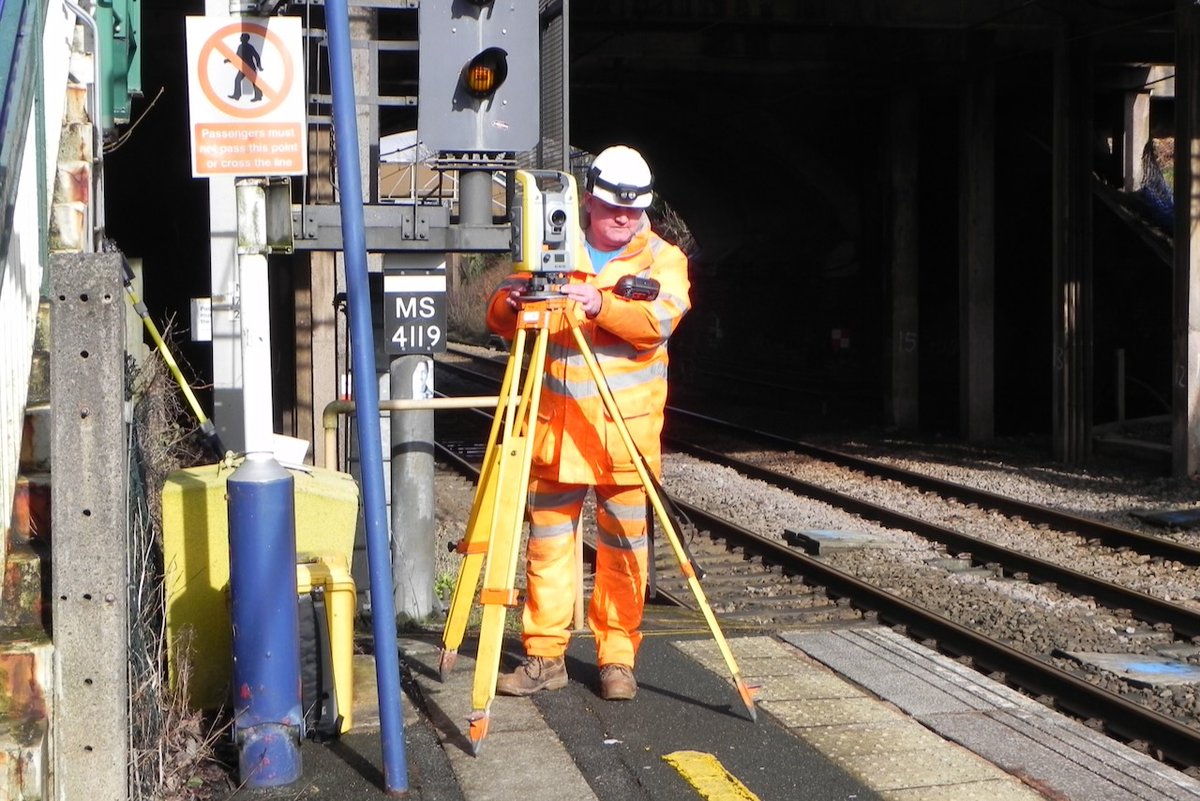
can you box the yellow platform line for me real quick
[662,751,761,801]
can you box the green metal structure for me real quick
[96,0,140,130]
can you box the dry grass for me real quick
[127,342,233,801]
[651,201,697,256]
[131,630,233,800]
[447,253,513,345]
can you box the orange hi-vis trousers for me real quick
[523,478,650,668]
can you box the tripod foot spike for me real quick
[438,648,458,681]
[467,711,490,756]
[737,679,760,723]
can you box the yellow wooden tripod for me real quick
[439,294,758,755]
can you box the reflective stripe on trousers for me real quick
[523,477,649,667]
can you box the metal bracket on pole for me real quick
[237,177,294,255]
[290,203,512,253]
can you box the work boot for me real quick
[495,656,568,696]
[599,664,637,701]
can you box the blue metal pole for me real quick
[323,0,409,791]
[228,456,303,787]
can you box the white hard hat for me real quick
[585,145,654,209]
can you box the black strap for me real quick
[643,467,705,581]
[308,586,343,741]
[646,498,657,599]
[586,166,652,201]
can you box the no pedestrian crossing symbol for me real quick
[185,16,307,178]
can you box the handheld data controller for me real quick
[613,274,660,301]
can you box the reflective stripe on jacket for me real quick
[486,221,690,485]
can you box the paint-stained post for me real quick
[227,457,304,786]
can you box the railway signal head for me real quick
[418,0,539,153]
[462,47,508,98]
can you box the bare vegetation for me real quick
[127,345,232,801]
[446,253,512,345]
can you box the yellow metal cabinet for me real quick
[161,460,359,710]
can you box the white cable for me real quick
[61,0,105,249]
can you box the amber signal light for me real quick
[462,47,509,98]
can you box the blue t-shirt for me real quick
[585,242,622,274]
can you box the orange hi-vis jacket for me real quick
[486,221,690,486]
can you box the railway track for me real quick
[665,408,1200,566]
[442,343,1200,567]
[430,346,1200,771]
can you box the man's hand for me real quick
[503,279,532,311]
[558,283,602,318]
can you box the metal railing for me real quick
[378,151,509,218]
[0,0,84,571]
[0,0,48,559]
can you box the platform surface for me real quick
[229,614,1200,800]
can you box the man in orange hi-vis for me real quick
[485,145,691,701]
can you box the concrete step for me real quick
[18,408,50,475]
[0,544,46,630]
[6,471,51,631]
[0,633,52,801]
[10,473,50,546]
[25,300,50,413]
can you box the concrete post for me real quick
[958,33,996,443]
[50,252,129,801]
[887,82,919,431]
[1051,21,1095,465]
[390,355,436,619]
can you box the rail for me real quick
[674,500,1200,770]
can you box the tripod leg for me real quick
[439,444,500,679]
[466,326,550,754]
[440,331,528,678]
[465,442,528,752]
[567,323,759,722]
[647,493,759,721]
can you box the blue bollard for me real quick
[227,455,303,787]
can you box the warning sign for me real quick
[185,17,307,178]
